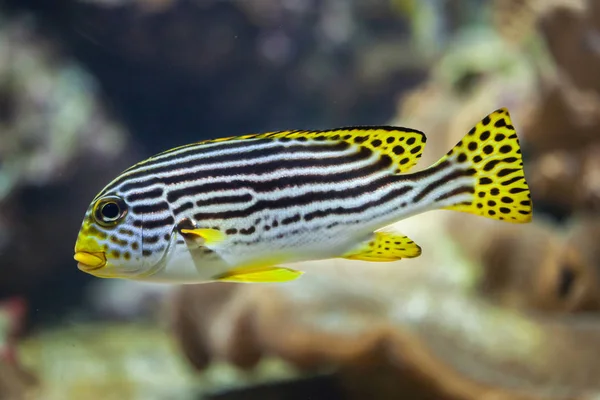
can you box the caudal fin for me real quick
[436,108,532,223]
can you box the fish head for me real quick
[74,192,168,279]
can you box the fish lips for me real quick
[74,251,107,271]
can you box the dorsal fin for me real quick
[202,126,428,173]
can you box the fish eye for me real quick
[93,196,127,227]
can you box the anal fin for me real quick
[342,231,422,262]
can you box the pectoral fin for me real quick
[179,226,226,248]
[213,265,304,283]
[342,231,422,262]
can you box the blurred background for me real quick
[1,0,600,399]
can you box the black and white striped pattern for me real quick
[90,136,475,266]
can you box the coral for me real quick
[0,12,132,301]
[447,213,600,313]
[0,297,37,399]
[18,322,301,400]
[168,233,600,399]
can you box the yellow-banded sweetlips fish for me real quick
[74,108,532,284]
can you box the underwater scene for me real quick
[1,0,600,399]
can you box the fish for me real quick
[73,108,532,284]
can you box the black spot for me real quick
[491,188,500,196]
[494,134,506,142]
[272,220,279,227]
[225,228,238,235]
[480,130,491,141]
[468,127,476,135]
[477,203,483,208]
[142,250,152,256]
[499,145,511,154]
[406,137,416,145]
[501,196,513,204]
[478,192,485,198]
[479,177,493,185]
[457,153,468,163]
[240,226,256,235]
[558,266,576,299]
[518,210,530,215]
[410,145,422,154]
[482,116,491,126]
[314,135,327,141]
[488,200,496,206]
[330,134,340,140]
[473,155,482,163]
[483,145,494,155]
[483,159,500,171]
[468,142,477,151]
[499,207,511,214]
[296,136,308,142]
[509,187,527,194]
[378,154,393,169]
[143,235,160,244]
[343,134,352,140]
[393,145,405,155]
[494,118,507,127]
[386,137,395,144]
[488,210,496,216]
[265,226,271,231]
[282,214,301,225]
[400,157,410,165]
[371,139,382,147]
[173,202,194,215]
[498,168,519,177]
[354,136,368,144]
[279,137,291,142]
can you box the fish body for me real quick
[74,108,532,284]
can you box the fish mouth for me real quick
[74,251,107,271]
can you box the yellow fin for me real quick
[342,231,422,262]
[436,108,532,223]
[197,126,427,174]
[214,265,303,283]
[179,228,226,246]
